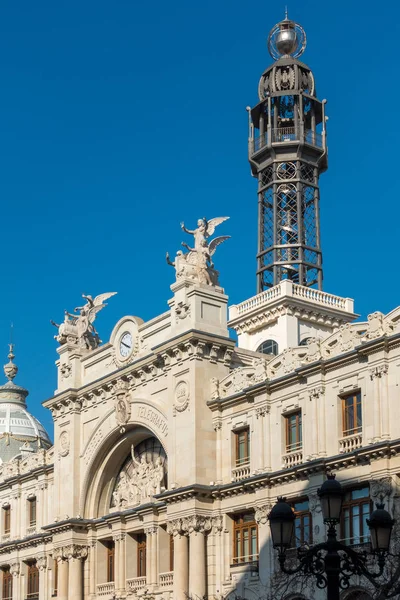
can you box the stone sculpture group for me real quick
[166,216,230,286]
[112,445,165,509]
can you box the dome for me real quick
[0,345,51,463]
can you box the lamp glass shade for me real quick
[367,503,395,552]
[268,497,296,550]
[317,474,344,523]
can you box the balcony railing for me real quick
[232,463,251,481]
[126,576,146,593]
[283,449,303,469]
[159,571,174,588]
[96,582,115,597]
[339,432,362,453]
[251,127,323,155]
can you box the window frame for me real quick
[232,513,258,565]
[106,541,115,583]
[288,498,312,548]
[341,391,362,437]
[137,534,146,577]
[28,497,37,528]
[257,339,278,356]
[27,562,39,600]
[285,410,302,453]
[2,567,12,600]
[234,428,250,467]
[3,506,10,535]
[340,486,371,546]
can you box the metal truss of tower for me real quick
[248,18,328,293]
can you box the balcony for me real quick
[339,432,362,453]
[96,582,115,597]
[283,445,303,469]
[251,127,323,155]
[159,571,174,588]
[126,576,146,593]
[232,457,251,481]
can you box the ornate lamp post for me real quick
[268,475,395,600]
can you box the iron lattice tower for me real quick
[248,15,328,292]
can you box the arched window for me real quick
[257,340,278,356]
[299,337,312,346]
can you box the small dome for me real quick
[0,345,51,463]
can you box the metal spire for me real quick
[4,325,18,382]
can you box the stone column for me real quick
[213,420,223,483]
[255,505,273,588]
[88,542,96,598]
[145,526,158,586]
[57,559,69,600]
[65,545,87,600]
[10,562,20,600]
[168,520,189,600]
[187,515,211,599]
[37,555,47,599]
[256,406,269,472]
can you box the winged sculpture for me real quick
[167,216,230,287]
[51,292,117,349]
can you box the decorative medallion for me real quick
[58,431,70,457]
[174,380,190,414]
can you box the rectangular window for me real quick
[106,541,115,583]
[2,568,12,600]
[285,411,302,452]
[3,507,10,535]
[137,534,146,577]
[341,487,370,545]
[342,392,362,437]
[27,562,39,599]
[232,513,258,564]
[289,499,312,547]
[235,428,250,467]
[28,498,37,527]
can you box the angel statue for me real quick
[167,216,230,287]
[51,292,117,350]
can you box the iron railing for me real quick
[251,127,323,154]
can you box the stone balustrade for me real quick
[339,433,362,453]
[231,464,251,481]
[96,582,115,597]
[230,280,354,319]
[159,571,174,588]
[282,449,303,469]
[127,576,146,593]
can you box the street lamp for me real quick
[268,475,395,600]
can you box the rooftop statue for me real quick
[167,217,230,286]
[51,292,117,350]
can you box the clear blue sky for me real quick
[1,0,398,438]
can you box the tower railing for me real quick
[251,127,323,155]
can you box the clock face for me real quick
[119,332,133,358]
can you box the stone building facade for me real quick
[0,13,397,600]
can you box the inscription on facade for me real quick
[136,405,168,437]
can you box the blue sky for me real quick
[1,0,398,438]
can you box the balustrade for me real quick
[96,582,115,597]
[159,571,174,588]
[126,576,146,593]
[339,433,362,453]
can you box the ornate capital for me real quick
[9,562,20,577]
[112,533,126,543]
[182,514,212,534]
[308,493,322,514]
[166,518,185,537]
[370,477,392,502]
[144,526,158,536]
[213,419,222,431]
[308,386,325,400]
[63,544,88,560]
[256,405,269,418]
[369,364,389,380]
[36,555,47,571]
[255,503,272,525]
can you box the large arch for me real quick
[80,400,169,518]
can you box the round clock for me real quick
[119,331,133,358]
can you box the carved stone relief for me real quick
[173,380,190,414]
[58,431,70,457]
